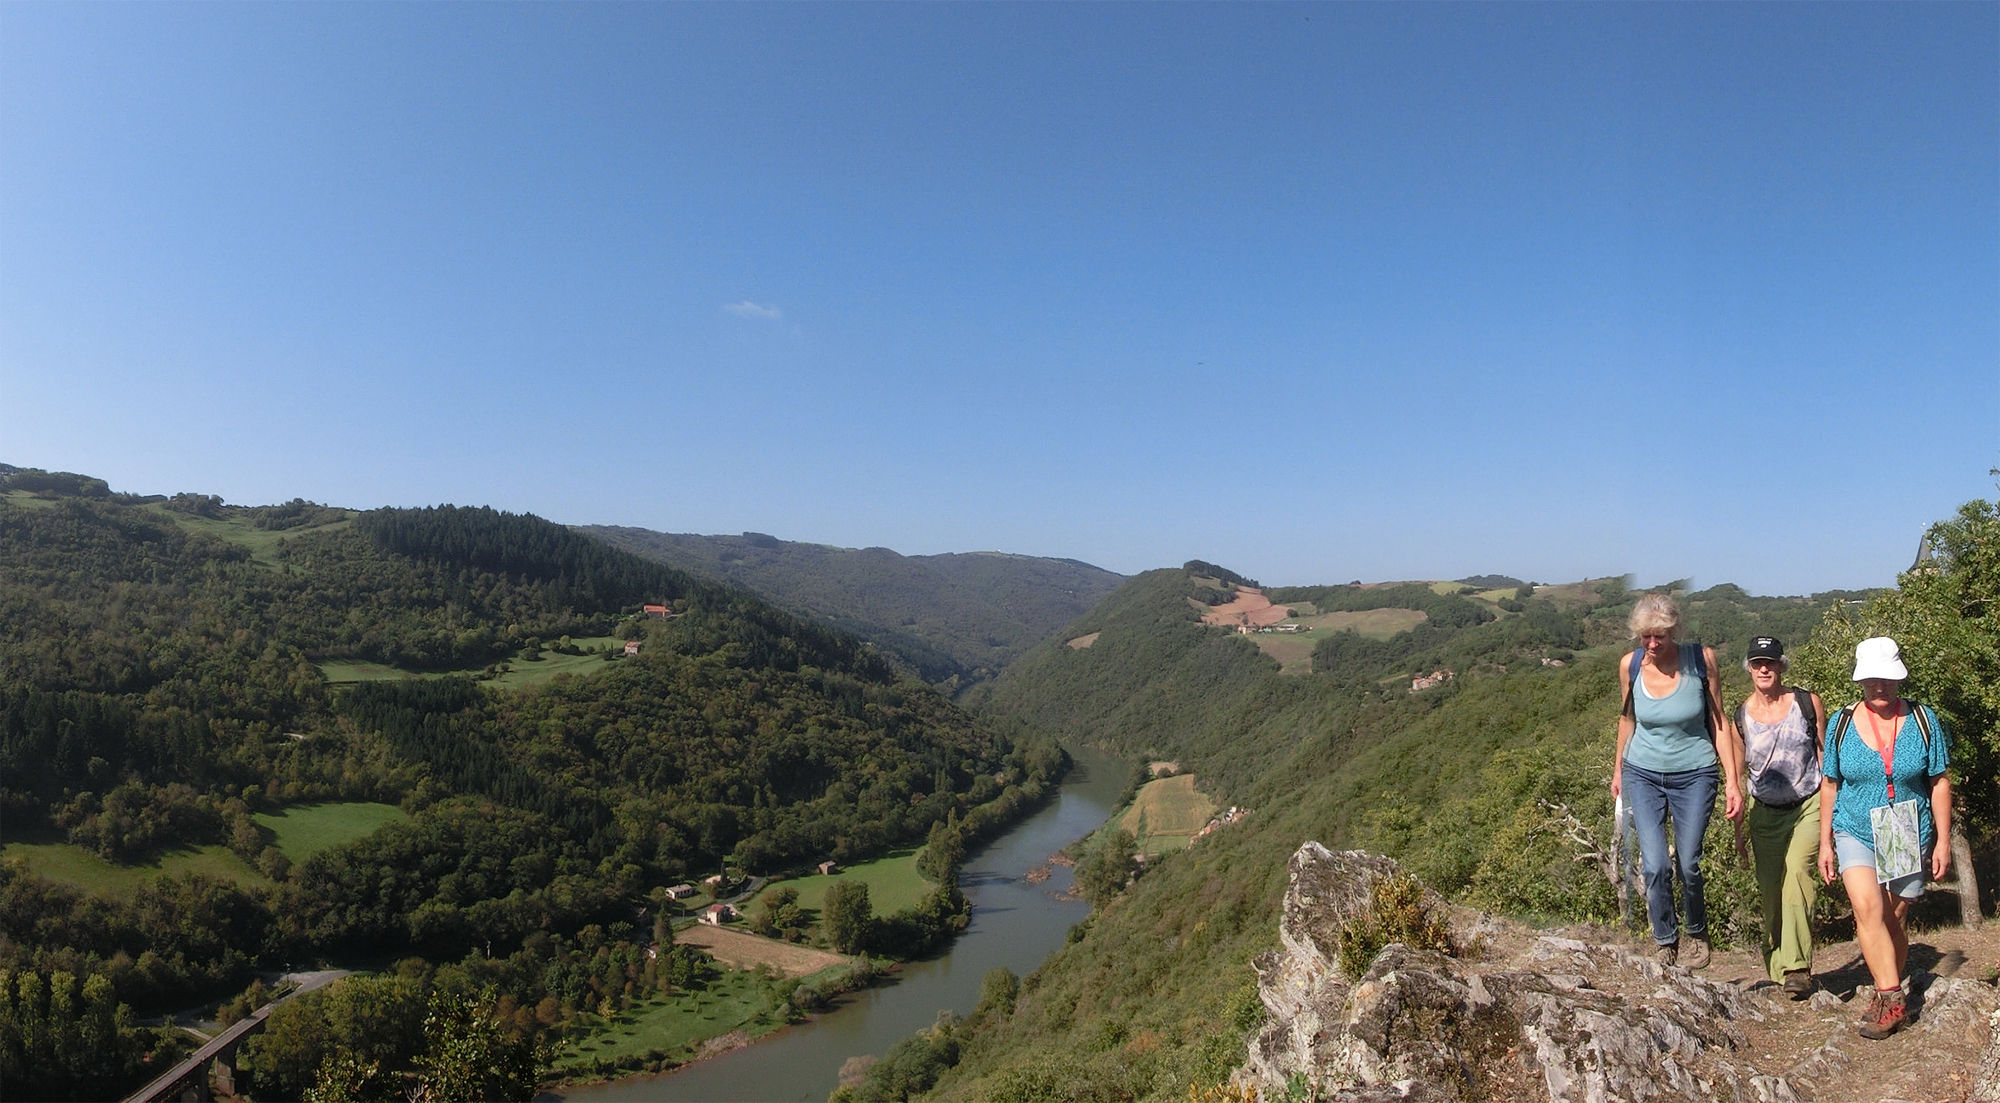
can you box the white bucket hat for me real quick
[1851,636,1909,682]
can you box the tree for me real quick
[919,815,967,883]
[1074,830,1138,908]
[822,880,873,954]
[977,967,1019,1018]
[407,986,546,1103]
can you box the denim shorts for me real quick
[1833,831,1926,900]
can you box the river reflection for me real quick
[543,744,1129,1103]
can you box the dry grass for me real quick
[674,925,852,979]
[1117,774,1218,849]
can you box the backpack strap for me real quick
[1791,687,1819,754]
[1687,643,1712,737]
[1625,644,1713,735]
[1907,700,1935,754]
[1828,705,1857,772]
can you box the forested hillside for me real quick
[877,563,1894,1101]
[0,466,1061,1099]
[580,526,1125,688]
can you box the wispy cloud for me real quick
[724,300,782,320]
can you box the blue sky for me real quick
[3,3,1994,596]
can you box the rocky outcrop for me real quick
[1238,842,2000,1103]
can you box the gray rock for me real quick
[1236,842,2000,1103]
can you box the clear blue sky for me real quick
[4,3,1994,596]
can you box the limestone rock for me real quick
[1237,842,2000,1103]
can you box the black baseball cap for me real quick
[1746,637,1785,663]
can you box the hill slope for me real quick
[579,526,1125,688]
[0,466,1061,1095]
[885,565,1869,1101]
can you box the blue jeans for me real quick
[1623,763,1719,946]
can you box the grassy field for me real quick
[1116,774,1219,857]
[318,638,627,688]
[255,801,408,861]
[1247,607,1430,675]
[0,841,272,896]
[675,926,851,979]
[747,848,933,917]
[484,639,627,689]
[148,507,353,567]
[0,491,58,511]
[552,964,813,1076]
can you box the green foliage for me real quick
[1335,873,1455,979]
[1074,828,1140,908]
[925,564,1844,1103]
[1183,561,1259,589]
[822,881,873,954]
[407,986,548,1102]
[1792,495,2000,841]
[584,527,1124,687]
[831,1011,963,1102]
[976,967,1019,1019]
[0,475,1067,1096]
[0,968,145,1101]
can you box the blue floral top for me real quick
[1824,702,1950,855]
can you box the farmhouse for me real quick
[665,883,696,900]
[817,861,840,876]
[1411,669,1455,692]
[699,903,737,926]
[643,604,670,618]
[623,640,641,656]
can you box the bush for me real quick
[1336,873,1455,979]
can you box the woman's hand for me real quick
[1931,838,1952,881]
[1817,840,1837,884]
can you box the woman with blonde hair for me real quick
[1611,593,1742,968]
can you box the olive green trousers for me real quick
[1747,791,1821,982]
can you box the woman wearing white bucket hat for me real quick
[1815,635,1953,1041]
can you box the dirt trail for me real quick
[1633,921,1997,1102]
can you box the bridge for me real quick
[122,971,346,1103]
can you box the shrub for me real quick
[1336,873,1454,979]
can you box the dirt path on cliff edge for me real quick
[1615,919,2000,1103]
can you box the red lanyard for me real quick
[1872,704,1901,800]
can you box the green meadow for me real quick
[0,841,271,897]
[318,638,627,688]
[149,507,353,567]
[551,964,837,1076]
[749,848,933,916]
[255,801,408,861]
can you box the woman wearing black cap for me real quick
[1732,637,1825,999]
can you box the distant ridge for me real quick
[578,526,1126,689]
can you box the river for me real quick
[543,744,1130,1103]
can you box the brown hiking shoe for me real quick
[1857,989,1907,1040]
[1681,938,1710,969]
[1652,942,1677,967]
[1782,970,1812,1000]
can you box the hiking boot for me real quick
[1681,938,1710,969]
[1782,970,1812,1000]
[1857,988,1907,1040]
[1652,942,1678,967]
